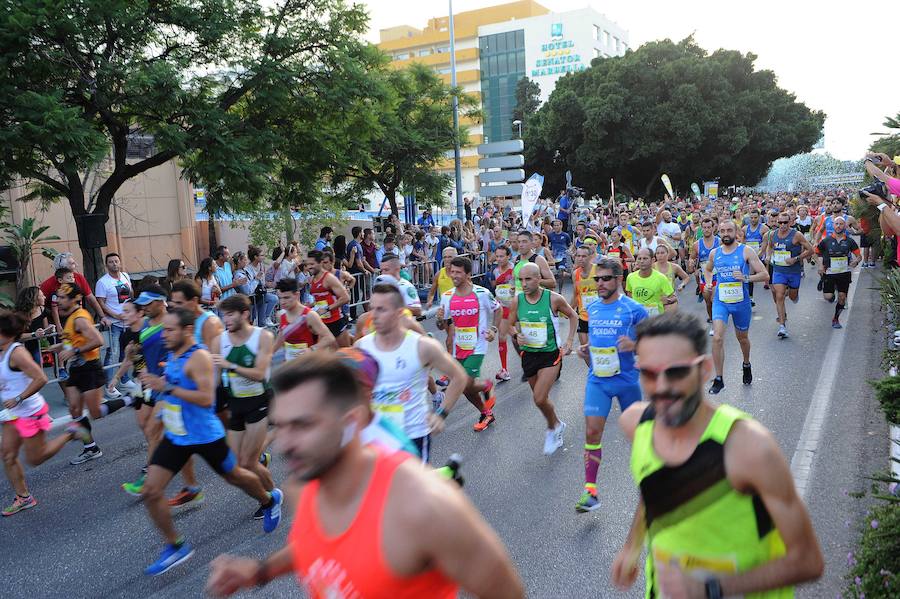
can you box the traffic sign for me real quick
[480,169,525,183]
[479,183,525,197]
[478,139,524,155]
[478,155,525,169]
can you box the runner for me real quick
[739,208,768,307]
[49,283,118,465]
[704,220,769,394]
[307,250,351,347]
[611,312,824,597]
[378,253,422,317]
[606,229,634,278]
[769,215,815,339]
[492,246,515,381]
[816,216,861,329]
[571,244,599,346]
[426,246,458,355]
[205,352,524,598]
[273,277,336,359]
[513,230,556,293]
[139,308,283,575]
[210,294,277,518]
[504,263,578,455]
[356,283,468,462]
[652,243,689,296]
[574,257,648,512]
[0,311,91,516]
[689,217,720,329]
[169,280,224,348]
[437,256,501,432]
[625,248,676,316]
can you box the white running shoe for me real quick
[708,327,714,337]
[104,386,122,400]
[543,421,566,455]
[777,324,786,338]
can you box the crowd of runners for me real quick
[5,155,900,595]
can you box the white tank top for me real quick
[356,331,430,439]
[0,342,46,418]
[200,276,215,302]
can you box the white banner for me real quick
[521,173,544,220]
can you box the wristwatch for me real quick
[435,406,448,420]
[705,577,723,599]
[14,395,23,405]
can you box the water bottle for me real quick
[435,453,464,488]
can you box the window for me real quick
[436,66,451,74]
[418,48,432,57]
[435,45,450,54]
[615,37,622,53]
[478,30,526,143]
[593,25,601,41]
[394,52,409,61]
[593,47,601,59]
[603,30,610,46]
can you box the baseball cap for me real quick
[373,274,400,288]
[134,291,167,305]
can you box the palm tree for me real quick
[2,218,60,291]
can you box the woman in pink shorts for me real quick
[1,311,90,516]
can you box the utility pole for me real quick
[449,0,464,220]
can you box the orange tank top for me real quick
[573,265,598,321]
[289,451,457,599]
[310,273,340,323]
[63,307,100,361]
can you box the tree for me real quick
[0,0,369,282]
[512,76,541,132]
[339,62,478,216]
[870,111,900,159]
[524,37,825,199]
[2,218,61,291]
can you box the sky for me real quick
[361,0,897,160]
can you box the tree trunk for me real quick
[207,207,219,257]
[281,204,294,244]
[386,190,399,217]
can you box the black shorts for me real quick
[64,360,106,393]
[325,317,348,338]
[228,389,273,431]
[823,272,852,295]
[215,385,230,413]
[578,319,589,334]
[520,349,562,379]
[151,436,236,475]
[860,234,873,248]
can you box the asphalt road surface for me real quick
[0,264,890,598]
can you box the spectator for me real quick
[195,257,221,309]
[361,227,379,271]
[417,209,435,228]
[39,252,105,331]
[314,226,333,251]
[94,252,133,372]
[213,245,246,300]
[346,226,371,276]
[332,235,348,271]
[277,244,300,282]
[238,246,278,326]
[15,286,50,365]
[378,234,397,266]
[160,258,187,298]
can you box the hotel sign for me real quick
[532,23,586,78]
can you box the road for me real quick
[0,265,889,598]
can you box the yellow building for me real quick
[378,0,628,202]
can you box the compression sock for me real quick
[100,398,126,417]
[584,443,603,494]
[834,302,845,321]
[76,415,94,446]
[499,340,508,370]
[748,282,754,297]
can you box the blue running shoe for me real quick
[145,541,194,576]
[263,488,283,533]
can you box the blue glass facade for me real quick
[479,29,526,143]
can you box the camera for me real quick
[859,180,888,200]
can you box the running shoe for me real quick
[482,381,496,411]
[263,488,284,533]
[832,318,843,329]
[65,422,92,444]
[575,491,601,513]
[69,446,102,465]
[435,375,450,388]
[253,505,265,520]
[543,421,566,456]
[742,363,752,385]
[259,452,271,468]
[2,494,37,516]
[709,377,725,395]
[122,473,146,496]
[145,541,194,576]
[104,386,123,400]
[167,488,204,508]
[750,299,756,308]
[495,368,511,382]
[708,327,714,337]
[777,324,787,339]
[473,412,495,432]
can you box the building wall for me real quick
[3,159,199,286]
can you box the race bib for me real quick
[590,346,621,377]
[520,321,548,349]
[746,241,760,252]
[372,402,404,429]
[284,342,309,361]
[773,250,790,266]
[652,546,737,584]
[228,372,265,398]
[455,327,478,351]
[645,305,660,317]
[496,284,514,303]
[829,256,849,274]
[161,402,187,436]
[718,282,744,304]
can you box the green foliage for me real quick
[243,198,348,251]
[870,376,900,425]
[2,217,61,290]
[512,77,541,130]
[525,37,825,197]
[339,62,478,215]
[870,112,900,159]
[843,485,899,598]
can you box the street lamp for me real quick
[512,119,522,139]
[448,0,463,220]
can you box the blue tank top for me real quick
[140,318,167,376]
[162,344,225,446]
[712,244,750,306]
[194,310,213,346]
[697,236,721,263]
[744,223,763,244]
[823,216,835,237]
[772,229,802,273]
[586,295,648,384]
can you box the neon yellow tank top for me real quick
[630,404,790,598]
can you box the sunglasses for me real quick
[637,356,705,382]
[593,275,617,282]
[777,221,789,225]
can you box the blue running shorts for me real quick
[772,271,801,289]
[712,301,752,331]
[584,376,643,418]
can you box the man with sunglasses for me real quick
[574,258,649,513]
[769,215,815,339]
[611,312,823,598]
[704,220,769,394]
